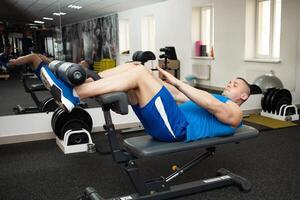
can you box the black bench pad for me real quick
[123,125,259,157]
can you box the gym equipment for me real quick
[159,46,177,60]
[13,74,58,114]
[260,88,298,121]
[132,51,156,65]
[48,60,87,86]
[159,46,178,70]
[250,84,262,94]
[253,70,284,93]
[51,107,95,154]
[77,70,259,200]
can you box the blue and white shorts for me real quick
[131,86,188,142]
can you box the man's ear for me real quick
[240,93,249,101]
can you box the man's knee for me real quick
[30,54,43,68]
[132,64,151,77]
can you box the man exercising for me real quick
[9,54,251,142]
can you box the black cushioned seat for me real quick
[123,125,259,157]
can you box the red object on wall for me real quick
[195,40,202,56]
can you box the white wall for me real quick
[119,0,300,109]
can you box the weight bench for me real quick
[80,91,259,200]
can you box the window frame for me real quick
[118,19,130,54]
[255,0,281,59]
[141,15,156,52]
[200,6,214,56]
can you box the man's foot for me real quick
[39,66,80,112]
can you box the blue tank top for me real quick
[178,94,242,142]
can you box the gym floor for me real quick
[0,74,99,116]
[1,125,300,200]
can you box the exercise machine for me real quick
[44,59,259,199]
[13,73,58,114]
[76,71,259,200]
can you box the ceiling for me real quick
[0,0,166,26]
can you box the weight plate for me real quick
[261,88,276,112]
[61,119,89,135]
[53,108,66,138]
[40,97,59,112]
[270,89,292,114]
[265,88,279,113]
[53,107,93,139]
[67,108,93,132]
[269,89,281,113]
[51,107,63,133]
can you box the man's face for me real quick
[222,78,249,103]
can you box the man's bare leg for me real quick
[98,62,142,78]
[75,64,163,107]
[8,54,42,69]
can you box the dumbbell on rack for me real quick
[261,88,299,121]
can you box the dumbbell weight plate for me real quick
[39,97,59,112]
[53,107,93,140]
[266,88,279,113]
[261,88,274,111]
[269,89,281,114]
[264,88,276,112]
[67,108,93,133]
[52,108,67,139]
[51,107,64,134]
[270,89,292,114]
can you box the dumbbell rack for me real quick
[261,104,299,121]
[56,129,95,154]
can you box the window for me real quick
[44,37,54,56]
[255,0,282,58]
[192,6,214,57]
[119,19,130,54]
[141,15,155,52]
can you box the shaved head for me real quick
[222,77,251,105]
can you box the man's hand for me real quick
[157,65,180,87]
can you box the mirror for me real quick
[0,0,122,116]
[0,0,63,116]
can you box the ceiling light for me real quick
[43,17,54,20]
[53,12,66,16]
[68,4,82,9]
[34,20,44,24]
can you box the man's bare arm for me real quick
[161,81,189,103]
[157,66,242,126]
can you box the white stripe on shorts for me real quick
[154,96,176,138]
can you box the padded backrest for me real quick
[123,125,259,157]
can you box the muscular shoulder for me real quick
[225,101,243,127]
